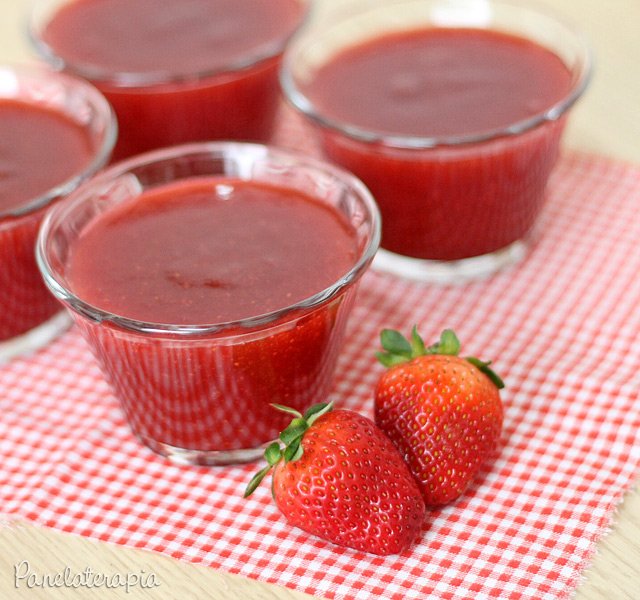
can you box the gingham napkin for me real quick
[1,111,639,600]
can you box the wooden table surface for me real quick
[0,0,638,598]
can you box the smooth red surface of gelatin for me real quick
[303,28,573,260]
[0,99,93,341]
[41,0,305,160]
[66,178,359,451]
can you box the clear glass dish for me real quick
[280,0,592,282]
[0,64,116,362]
[37,142,380,465]
[30,0,310,160]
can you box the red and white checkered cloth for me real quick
[1,111,640,600]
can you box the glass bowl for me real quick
[280,0,592,282]
[36,142,380,465]
[30,0,309,161]
[0,64,116,362]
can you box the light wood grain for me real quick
[0,0,638,598]
[0,522,317,600]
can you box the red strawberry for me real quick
[374,328,504,507]
[244,402,425,555]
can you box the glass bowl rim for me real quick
[36,141,382,336]
[279,0,593,149]
[0,63,117,219]
[29,0,312,88]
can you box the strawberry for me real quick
[244,402,426,555]
[374,328,504,507]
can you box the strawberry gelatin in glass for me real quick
[281,0,591,282]
[0,65,115,361]
[37,143,380,465]
[31,0,308,161]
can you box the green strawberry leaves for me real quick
[465,356,505,390]
[244,402,334,498]
[377,327,458,365]
[410,325,427,355]
[377,327,505,390]
[279,417,308,445]
[427,328,460,355]
[244,464,272,497]
[264,441,283,465]
[380,329,413,359]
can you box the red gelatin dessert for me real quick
[33,0,307,160]
[67,180,357,324]
[281,0,591,280]
[37,144,379,464]
[0,66,115,358]
[303,27,572,261]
